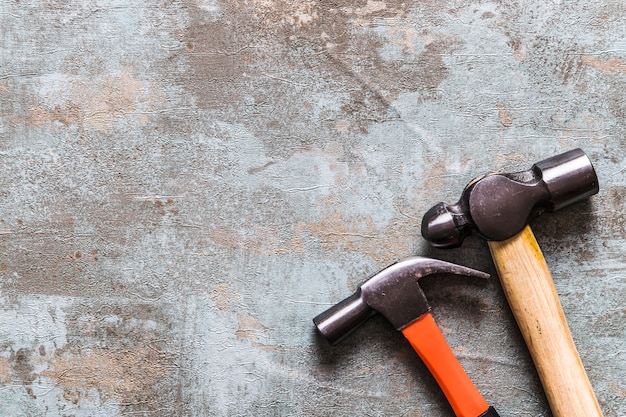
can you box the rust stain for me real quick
[28,104,81,127]
[292,196,414,263]
[335,119,351,133]
[250,0,319,27]
[0,357,11,384]
[342,0,388,17]
[236,313,269,342]
[236,313,284,352]
[211,143,356,256]
[178,0,456,145]
[496,103,516,127]
[41,346,174,404]
[507,38,527,62]
[606,381,626,397]
[513,45,527,62]
[494,149,527,168]
[581,55,626,74]
[210,283,241,311]
[422,152,448,196]
[247,161,276,175]
[212,141,417,261]
[0,243,99,299]
[209,225,289,256]
[555,113,607,152]
[388,22,417,54]
[209,285,283,352]
[209,227,242,251]
[11,348,36,398]
[28,67,165,131]
[452,345,469,355]
[413,38,458,99]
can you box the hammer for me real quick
[314,256,500,417]
[421,148,602,417]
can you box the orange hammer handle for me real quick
[402,313,494,417]
[488,225,603,417]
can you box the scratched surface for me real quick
[0,1,624,416]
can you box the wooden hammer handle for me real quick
[488,225,603,417]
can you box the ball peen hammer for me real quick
[314,256,500,417]
[421,148,602,417]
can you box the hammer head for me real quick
[313,257,489,345]
[421,148,599,248]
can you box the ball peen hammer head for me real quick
[421,148,599,248]
[313,257,489,345]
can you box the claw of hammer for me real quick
[314,257,500,417]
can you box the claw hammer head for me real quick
[421,148,599,248]
[313,256,489,345]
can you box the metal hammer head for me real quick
[313,257,489,345]
[421,148,599,248]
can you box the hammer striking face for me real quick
[314,257,500,417]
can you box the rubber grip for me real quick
[401,313,491,417]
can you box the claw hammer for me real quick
[421,148,602,416]
[314,257,500,417]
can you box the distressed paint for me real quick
[0,0,625,416]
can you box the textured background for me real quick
[0,1,624,416]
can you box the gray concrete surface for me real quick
[0,1,624,416]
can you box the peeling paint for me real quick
[497,103,516,128]
[41,346,175,404]
[235,313,283,352]
[0,357,10,384]
[292,196,415,263]
[28,68,166,131]
[210,283,240,311]
[581,55,626,74]
[236,313,269,341]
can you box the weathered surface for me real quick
[0,1,624,416]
